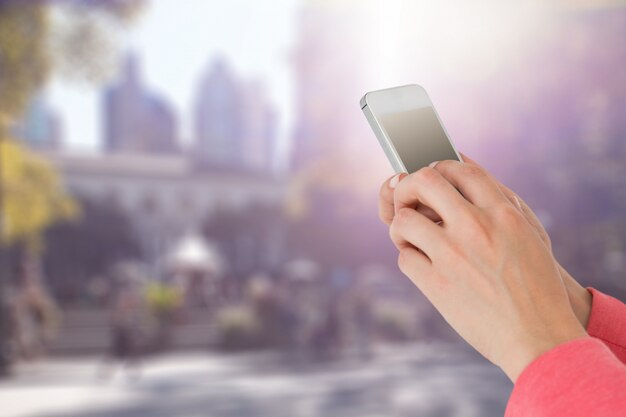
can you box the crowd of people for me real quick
[1,250,425,379]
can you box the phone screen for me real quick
[379,106,459,173]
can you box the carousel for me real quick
[164,233,224,309]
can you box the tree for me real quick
[0,0,144,128]
[0,0,145,375]
[0,139,77,251]
[0,1,146,247]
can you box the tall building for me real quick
[14,93,62,150]
[103,54,178,154]
[239,81,278,173]
[193,58,245,169]
[193,58,277,173]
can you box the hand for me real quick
[461,155,593,329]
[380,157,587,381]
[378,154,592,328]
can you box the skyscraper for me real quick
[193,58,245,169]
[103,54,178,154]
[239,81,278,173]
[193,58,278,173]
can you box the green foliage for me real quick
[50,0,145,83]
[0,0,145,127]
[145,282,182,313]
[0,4,50,124]
[0,0,145,250]
[0,138,77,251]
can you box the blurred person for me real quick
[184,270,210,309]
[3,281,21,366]
[86,276,112,308]
[348,280,374,360]
[309,292,342,360]
[247,273,282,347]
[378,153,626,416]
[273,278,299,352]
[145,280,182,352]
[99,278,144,380]
[284,278,325,360]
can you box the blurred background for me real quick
[0,0,625,416]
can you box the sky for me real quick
[48,0,301,169]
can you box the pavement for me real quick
[0,343,512,417]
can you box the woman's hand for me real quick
[379,153,592,328]
[379,157,587,381]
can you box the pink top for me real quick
[504,288,626,416]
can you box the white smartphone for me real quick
[360,84,462,173]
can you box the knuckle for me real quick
[395,207,415,225]
[388,219,401,244]
[414,166,440,184]
[493,203,524,226]
[379,190,393,208]
[379,179,391,198]
[460,163,486,178]
[435,159,456,171]
[378,208,391,225]
[388,220,396,240]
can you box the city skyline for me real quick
[47,0,299,174]
[25,51,279,172]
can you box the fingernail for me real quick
[429,161,439,168]
[389,174,401,189]
[513,195,523,211]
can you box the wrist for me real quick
[559,264,592,328]
[501,320,588,382]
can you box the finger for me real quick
[461,153,518,205]
[389,206,447,258]
[460,152,551,248]
[459,152,478,165]
[379,174,399,225]
[379,177,443,225]
[397,245,432,288]
[416,205,442,223]
[378,173,407,225]
[394,166,470,223]
[460,153,522,205]
[508,192,552,250]
[432,160,508,208]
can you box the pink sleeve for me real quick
[504,337,626,417]
[586,287,626,363]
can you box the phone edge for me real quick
[360,101,407,174]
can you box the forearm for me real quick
[505,337,626,417]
